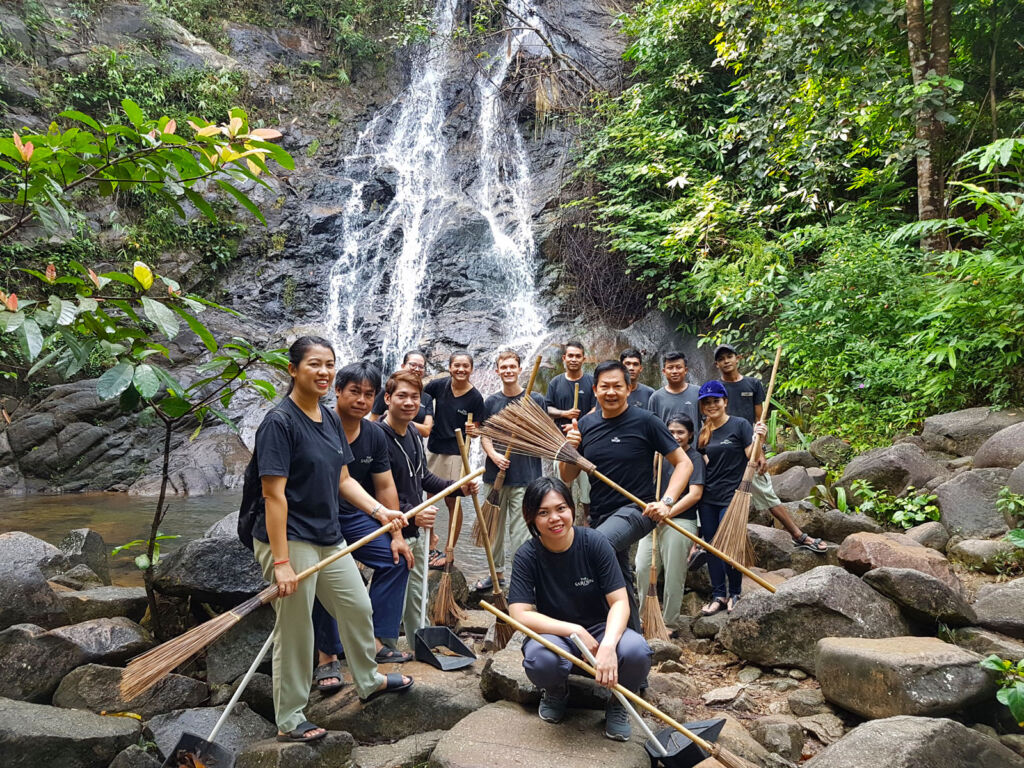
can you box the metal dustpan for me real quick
[160,731,234,768]
[646,717,727,768]
[414,625,476,671]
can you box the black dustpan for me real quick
[159,731,234,768]
[414,626,476,671]
[645,717,727,768]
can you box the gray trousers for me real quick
[595,505,655,633]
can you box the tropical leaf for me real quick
[141,297,180,341]
[97,361,136,400]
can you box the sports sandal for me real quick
[361,672,414,703]
[277,721,327,743]
[473,575,505,592]
[701,597,727,616]
[428,549,447,570]
[727,594,741,613]
[313,660,344,694]
[374,646,413,663]
[794,533,828,553]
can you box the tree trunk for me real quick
[143,419,174,639]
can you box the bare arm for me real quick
[482,435,510,471]
[643,447,692,521]
[594,587,630,688]
[509,602,593,641]
[339,465,403,529]
[414,414,433,438]
[669,484,703,518]
[262,475,297,596]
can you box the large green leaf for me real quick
[141,297,180,341]
[133,364,161,399]
[167,303,217,353]
[97,361,136,400]
[216,180,266,225]
[121,99,145,129]
[20,318,43,361]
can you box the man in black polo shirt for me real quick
[619,348,654,409]
[369,349,433,438]
[561,360,693,631]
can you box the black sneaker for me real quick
[604,699,631,741]
[538,689,569,724]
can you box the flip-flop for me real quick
[428,549,447,570]
[313,660,344,694]
[727,594,741,613]
[701,597,727,616]
[374,646,413,663]
[361,672,414,703]
[473,575,505,592]
[277,721,327,743]
[794,533,828,553]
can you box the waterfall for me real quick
[323,0,550,373]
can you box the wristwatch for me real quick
[660,495,674,506]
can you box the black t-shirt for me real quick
[676,446,705,520]
[423,377,485,455]
[371,388,433,424]
[253,398,353,546]
[627,383,655,410]
[508,527,625,629]
[719,376,765,424]
[338,420,390,517]
[699,416,753,507]
[545,373,596,429]
[482,391,546,486]
[378,420,452,539]
[577,405,680,525]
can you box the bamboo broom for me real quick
[475,396,777,593]
[429,416,472,627]
[709,344,783,567]
[480,601,758,768]
[120,469,484,701]
[456,428,514,649]
[473,355,542,547]
[641,455,670,641]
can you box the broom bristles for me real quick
[710,489,755,567]
[708,744,761,768]
[641,587,671,642]
[476,396,595,472]
[472,497,502,549]
[489,590,515,649]
[429,548,465,627]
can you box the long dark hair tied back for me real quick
[286,335,335,395]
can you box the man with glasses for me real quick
[370,350,434,439]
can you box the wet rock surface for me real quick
[53,664,208,720]
[153,535,268,606]
[57,585,148,624]
[0,623,85,702]
[236,731,355,768]
[58,528,111,585]
[48,617,153,665]
[147,702,276,759]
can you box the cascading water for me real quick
[323,0,550,372]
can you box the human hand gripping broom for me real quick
[472,355,543,547]
[119,469,484,701]
[474,396,776,594]
[429,415,472,628]
[708,344,783,568]
[641,454,671,642]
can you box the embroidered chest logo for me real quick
[575,576,594,588]
[610,437,622,443]
[741,392,753,397]
[720,438,734,446]
[359,455,373,464]
[457,408,468,417]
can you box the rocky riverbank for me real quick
[2,406,1024,767]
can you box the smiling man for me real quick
[619,348,654,410]
[545,341,596,523]
[369,350,433,439]
[561,360,693,631]
[648,351,700,427]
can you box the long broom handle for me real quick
[480,601,724,760]
[650,455,663,587]
[456,429,502,591]
[569,634,668,757]
[749,344,783,463]
[589,469,776,594]
[573,383,579,410]
[492,355,543,491]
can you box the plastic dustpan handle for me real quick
[208,630,274,743]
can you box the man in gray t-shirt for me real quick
[648,350,700,426]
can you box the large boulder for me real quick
[480,635,606,708]
[0,532,70,630]
[0,624,85,702]
[773,466,817,502]
[48,617,153,665]
[935,468,1013,539]
[53,664,208,720]
[58,529,111,585]
[147,703,275,759]
[205,605,274,685]
[236,732,355,768]
[785,502,882,543]
[153,536,267,606]
[904,521,950,551]
[972,578,1024,639]
[0,697,142,768]
[949,627,1024,661]
[718,566,908,673]
[57,586,148,623]
[204,511,240,539]
[1011,460,1024,495]
[767,450,818,474]
[920,407,1024,457]
[837,532,962,593]
[428,700,649,768]
[809,435,853,466]
[0,532,68,575]
[839,443,944,497]
[804,715,1024,767]
[974,422,1024,469]
[748,524,795,571]
[862,567,975,626]
[816,636,992,718]
[948,538,1017,574]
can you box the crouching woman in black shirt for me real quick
[508,477,652,742]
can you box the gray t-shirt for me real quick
[648,385,700,427]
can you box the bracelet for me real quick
[370,502,383,518]
[273,559,289,566]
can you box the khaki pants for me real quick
[480,483,529,573]
[254,539,383,731]
[402,534,429,643]
[751,472,781,510]
[634,517,698,624]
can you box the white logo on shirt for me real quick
[720,439,734,446]
[457,408,468,416]
[610,437,621,443]
[575,576,594,588]
[741,392,753,397]
[360,456,373,464]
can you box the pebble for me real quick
[738,666,763,683]
[702,684,743,706]
[788,668,808,680]
[658,659,686,674]
[767,678,799,692]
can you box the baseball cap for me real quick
[698,380,728,400]
[713,343,737,360]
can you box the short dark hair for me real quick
[522,476,575,538]
[449,352,474,369]
[386,370,423,395]
[619,348,643,364]
[663,350,687,365]
[335,361,382,393]
[593,359,630,386]
[402,350,425,365]
[666,414,695,435]
[563,341,585,355]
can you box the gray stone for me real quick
[428,700,649,768]
[206,605,275,685]
[0,532,70,630]
[837,532,962,592]
[950,627,1024,660]
[718,566,908,673]
[0,623,85,702]
[773,466,816,502]
[204,510,240,539]
[353,729,443,768]
[50,564,106,590]
[308,661,487,744]
[790,542,841,575]
[738,666,763,683]
[785,503,882,543]
[153,536,267,607]
[1011,461,1024,495]
[691,609,732,639]
[973,577,1024,638]
[787,688,830,717]
[862,567,975,626]
[1002,735,1024,759]
[48,617,153,665]
[646,637,682,663]
[147,703,275,759]
[767,678,800,692]
[788,668,808,680]
[936,468,1014,539]
[749,524,794,571]
[108,745,161,768]
[767,450,818,474]
[480,636,606,708]
[798,712,845,745]
[948,538,1017,574]
[904,521,950,551]
[58,529,111,585]
[816,636,993,718]
[804,715,1024,767]
[53,664,208,720]
[702,684,743,706]
[809,435,853,466]
[921,407,1024,456]
[57,586,148,623]
[210,671,275,723]
[715,712,772,765]
[0,697,142,768]
[749,714,804,762]
[235,731,355,768]
[974,422,1024,469]
[839,443,944,498]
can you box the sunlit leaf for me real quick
[97,361,136,400]
[133,261,154,290]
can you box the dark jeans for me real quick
[698,502,742,600]
[594,505,655,633]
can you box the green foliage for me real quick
[997,486,1024,529]
[810,471,849,513]
[850,480,940,529]
[980,655,1024,727]
[111,532,180,570]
